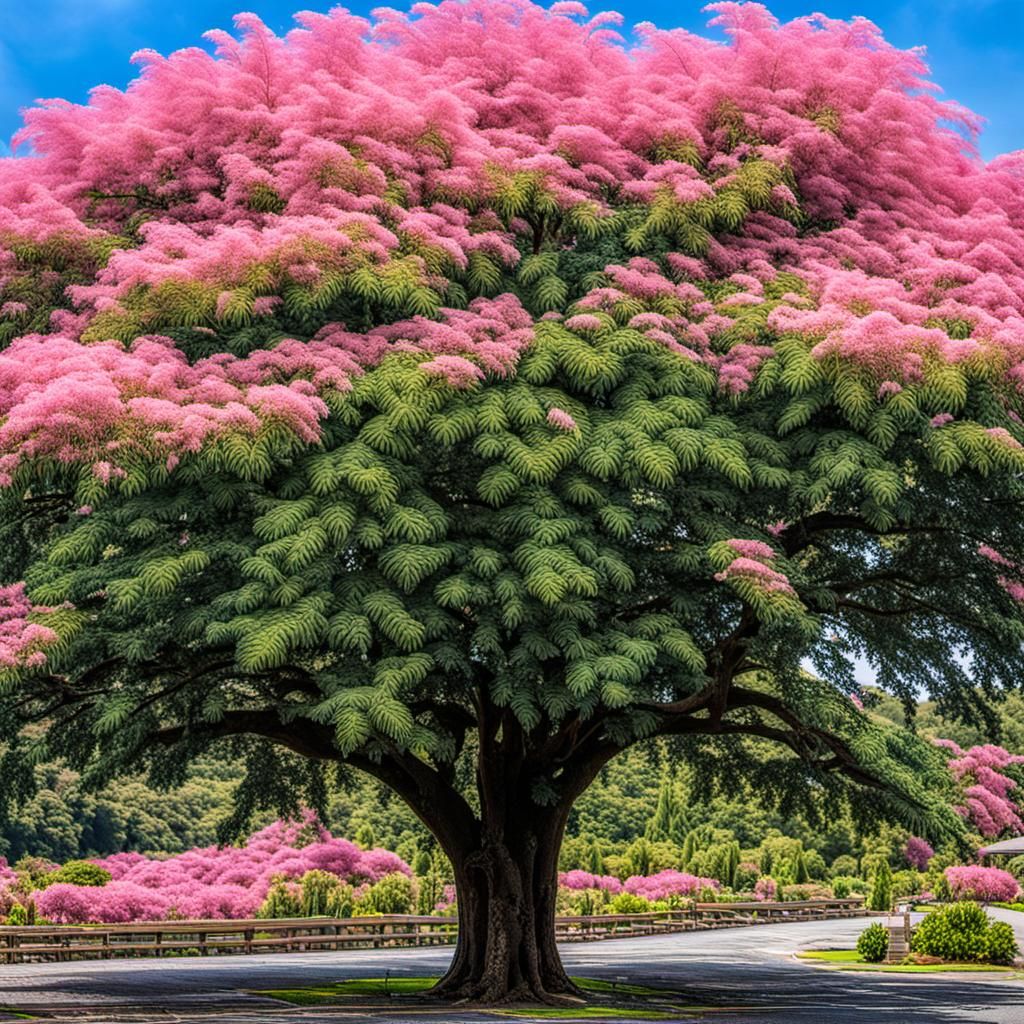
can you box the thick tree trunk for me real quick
[431,802,576,1005]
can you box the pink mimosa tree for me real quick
[2,0,1024,1003]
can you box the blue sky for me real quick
[1,0,1023,160]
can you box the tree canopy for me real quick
[2,0,1024,1002]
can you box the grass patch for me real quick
[798,950,1013,973]
[255,976,437,1004]
[256,974,717,1018]
[994,902,1024,913]
[573,978,668,997]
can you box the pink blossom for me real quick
[944,865,1021,903]
[624,870,718,900]
[904,836,934,870]
[564,314,604,332]
[753,877,777,901]
[558,870,623,894]
[930,414,954,428]
[726,539,776,561]
[939,740,1024,837]
[547,407,577,431]
[32,815,411,923]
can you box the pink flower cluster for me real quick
[0,582,61,669]
[944,865,1021,903]
[714,539,796,597]
[904,836,935,871]
[753,877,777,901]
[975,545,1024,604]
[936,739,1024,838]
[558,869,719,900]
[27,818,409,924]
[558,870,624,893]
[0,295,531,486]
[623,870,720,900]
[0,0,1019,429]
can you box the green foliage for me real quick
[416,868,446,915]
[606,892,652,915]
[984,922,1019,966]
[830,855,859,878]
[40,860,111,889]
[258,876,302,919]
[911,902,1018,964]
[868,859,893,912]
[299,870,340,917]
[856,922,889,963]
[355,872,415,916]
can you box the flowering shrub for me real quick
[558,870,623,894]
[753,877,777,901]
[944,866,1021,904]
[936,741,1024,838]
[29,818,410,924]
[904,837,934,871]
[623,870,719,901]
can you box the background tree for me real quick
[1,0,1024,1004]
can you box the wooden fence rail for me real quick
[0,898,866,964]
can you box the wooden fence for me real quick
[0,898,866,964]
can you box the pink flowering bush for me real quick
[904,837,935,871]
[31,818,410,924]
[944,866,1021,904]
[936,740,1024,838]
[558,870,623,894]
[753,877,778,902]
[623,870,719,901]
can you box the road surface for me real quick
[2,914,1024,1022]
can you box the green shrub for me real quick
[891,869,922,900]
[355,872,414,915]
[605,892,651,915]
[868,860,892,912]
[258,876,302,919]
[831,878,850,898]
[829,855,858,878]
[299,870,340,917]
[910,901,1018,964]
[5,902,33,926]
[985,922,1019,965]
[416,869,446,916]
[326,883,354,918]
[38,860,112,889]
[856,922,889,963]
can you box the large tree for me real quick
[1,0,1024,1003]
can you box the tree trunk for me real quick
[430,793,577,1004]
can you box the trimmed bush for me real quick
[985,922,1019,965]
[856,922,889,963]
[910,901,1019,964]
[868,860,892,912]
[39,861,111,889]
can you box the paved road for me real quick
[3,915,1024,1023]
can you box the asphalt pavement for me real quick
[2,914,1024,1023]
